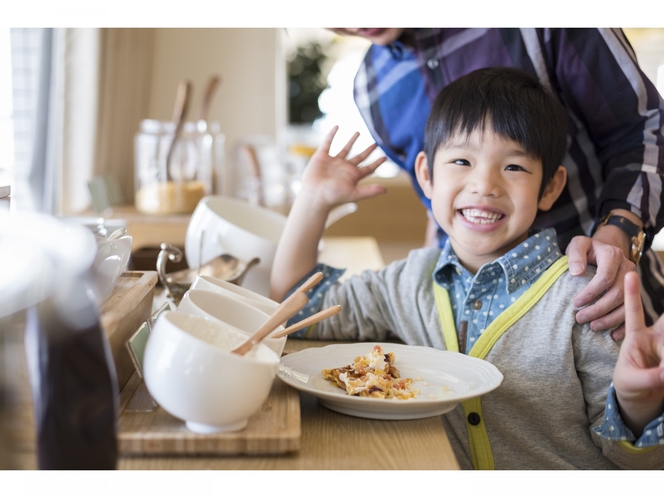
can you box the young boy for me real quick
[270,68,664,470]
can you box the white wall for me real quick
[146,28,285,186]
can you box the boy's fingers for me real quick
[358,157,387,177]
[610,325,625,342]
[335,131,360,158]
[351,184,387,202]
[619,367,664,394]
[320,126,339,154]
[624,271,645,337]
[349,143,378,165]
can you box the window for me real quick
[283,28,400,178]
[0,29,14,192]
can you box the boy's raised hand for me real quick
[613,271,664,435]
[269,126,387,301]
[301,126,387,209]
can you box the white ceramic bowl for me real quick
[91,234,133,304]
[63,216,127,237]
[178,288,286,356]
[190,274,279,316]
[185,196,287,297]
[143,311,280,434]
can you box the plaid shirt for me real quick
[354,28,664,245]
[353,27,664,322]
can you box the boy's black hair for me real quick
[424,67,568,197]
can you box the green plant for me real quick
[287,42,329,124]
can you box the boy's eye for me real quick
[453,159,470,166]
[505,164,527,172]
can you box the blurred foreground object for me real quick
[0,212,118,469]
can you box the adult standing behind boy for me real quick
[329,28,664,336]
[270,68,664,469]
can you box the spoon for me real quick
[196,75,221,123]
[231,272,323,355]
[107,227,127,240]
[231,291,308,356]
[165,80,192,181]
[290,271,324,295]
[271,304,342,339]
[241,143,264,206]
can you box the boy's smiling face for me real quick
[416,127,566,273]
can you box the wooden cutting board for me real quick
[100,271,157,391]
[117,373,301,455]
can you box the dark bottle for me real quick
[24,277,118,470]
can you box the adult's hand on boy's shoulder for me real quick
[566,235,635,341]
[613,271,664,436]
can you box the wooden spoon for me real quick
[231,272,323,355]
[271,304,341,339]
[292,271,324,295]
[196,75,221,122]
[165,80,192,181]
[241,143,265,206]
[231,291,308,355]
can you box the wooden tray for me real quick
[100,271,158,391]
[117,373,301,455]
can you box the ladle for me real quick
[156,243,259,305]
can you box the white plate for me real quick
[277,342,503,420]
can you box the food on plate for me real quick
[322,344,419,399]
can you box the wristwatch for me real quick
[594,214,646,265]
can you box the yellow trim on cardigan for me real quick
[435,285,459,353]
[303,324,315,338]
[616,440,658,454]
[433,256,569,469]
[461,397,494,470]
[468,256,569,358]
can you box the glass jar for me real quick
[134,120,225,215]
[231,135,292,215]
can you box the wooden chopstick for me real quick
[230,272,324,355]
[271,305,341,339]
[231,291,308,355]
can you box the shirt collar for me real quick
[384,28,427,59]
[433,227,563,294]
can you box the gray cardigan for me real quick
[305,247,664,469]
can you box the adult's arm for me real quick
[545,28,664,238]
[544,28,664,335]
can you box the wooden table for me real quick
[319,236,385,280]
[117,337,460,470]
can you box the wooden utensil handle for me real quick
[171,80,192,124]
[197,75,221,122]
[166,80,192,173]
[272,304,341,339]
[231,292,308,355]
[294,272,323,297]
